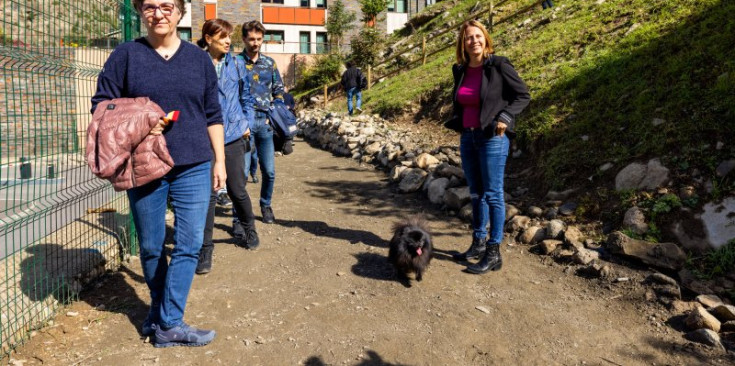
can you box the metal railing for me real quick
[300,0,541,104]
[1,0,139,356]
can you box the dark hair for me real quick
[197,18,234,49]
[133,0,187,17]
[346,61,353,68]
[241,20,266,38]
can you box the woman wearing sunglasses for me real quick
[91,0,225,348]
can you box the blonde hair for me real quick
[455,20,494,65]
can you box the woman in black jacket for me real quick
[446,20,531,274]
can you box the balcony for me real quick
[262,6,326,26]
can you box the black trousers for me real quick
[203,138,255,247]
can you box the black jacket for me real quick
[445,55,531,138]
[341,67,363,90]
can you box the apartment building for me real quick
[177,0,436,85]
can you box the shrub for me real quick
[350,27,384,68]
[295,53,344,91]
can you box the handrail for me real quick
[372,0,512,70]
[372,0,539,82]
[299,0,541,107]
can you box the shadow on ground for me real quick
[19,244,149,335]
[281,220,386,247]
[305,350,411,366]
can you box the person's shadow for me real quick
[19,243,149,336]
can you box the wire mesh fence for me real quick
[1,0,139,356]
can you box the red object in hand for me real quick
[163,110,179,125]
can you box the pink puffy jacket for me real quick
[86,97,175,191]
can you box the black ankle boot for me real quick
[453,236,487,261]
[466,244,502,274]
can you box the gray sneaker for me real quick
[154,323,216,348]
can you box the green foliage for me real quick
[350,27,384,68]
[690,240,735,280]
[650,193,682,219]
[295,53,345,91]
[364,0,735,189]
[359,0,389,23]
[326,0,356,47]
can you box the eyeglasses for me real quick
[140,3,176,16]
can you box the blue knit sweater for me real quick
[91,38,223,166]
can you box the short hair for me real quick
[346,61,353,68]
[241,20,266,38]
[133,0,187,17]
[455,20,494,65]
[197,19,234,49]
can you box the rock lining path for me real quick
[7,138,721,365]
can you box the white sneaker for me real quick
[356,107,363,114]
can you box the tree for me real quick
[349,27,384,68]
[325,0,356,52]
[359,0,389,27]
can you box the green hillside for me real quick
[362,0,735,190]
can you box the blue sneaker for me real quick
[154,323,216,348]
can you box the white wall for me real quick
[261,24,328,54]
[386,12,408,34]
[180,2,192,28]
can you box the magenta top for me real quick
[457,65,483,129]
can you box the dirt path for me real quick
[8,138,722,365]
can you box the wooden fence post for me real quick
[422,36,427,65]
[323,84,328,109]
[367,65,372,90]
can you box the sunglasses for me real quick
[140,2,176,16]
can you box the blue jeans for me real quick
[248,111,275,207]
[127,161,211,329]
[459,130,509,246]
[542,0,554,9]
[346,87,362,115]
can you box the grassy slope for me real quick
[362,0,735,190]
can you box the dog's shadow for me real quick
[351,252,413,288]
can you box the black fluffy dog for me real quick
[388,216,433,282]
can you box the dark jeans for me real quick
[244,136,259,177]
[127,161,211,329]
[203,138,255,247]
[542,0,554,9]
[459,130,510,245]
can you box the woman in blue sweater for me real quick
[91,0,224,348]
[196,18,259,275]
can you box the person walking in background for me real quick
[234,20,284,229]
[541,0,554,10]
[91,0,225,347]
[445,20,530,274]
[341,61,364,115]
[196,18,260,275]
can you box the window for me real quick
[300,0,309,6]
[299,32,311,54]
[316,32,327,54]
[315,0,326,8]
[388,0,406,12]
[264,30,284,43]
[204,3,216,20]
[262,0,284,3]
[178,28,192,41]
